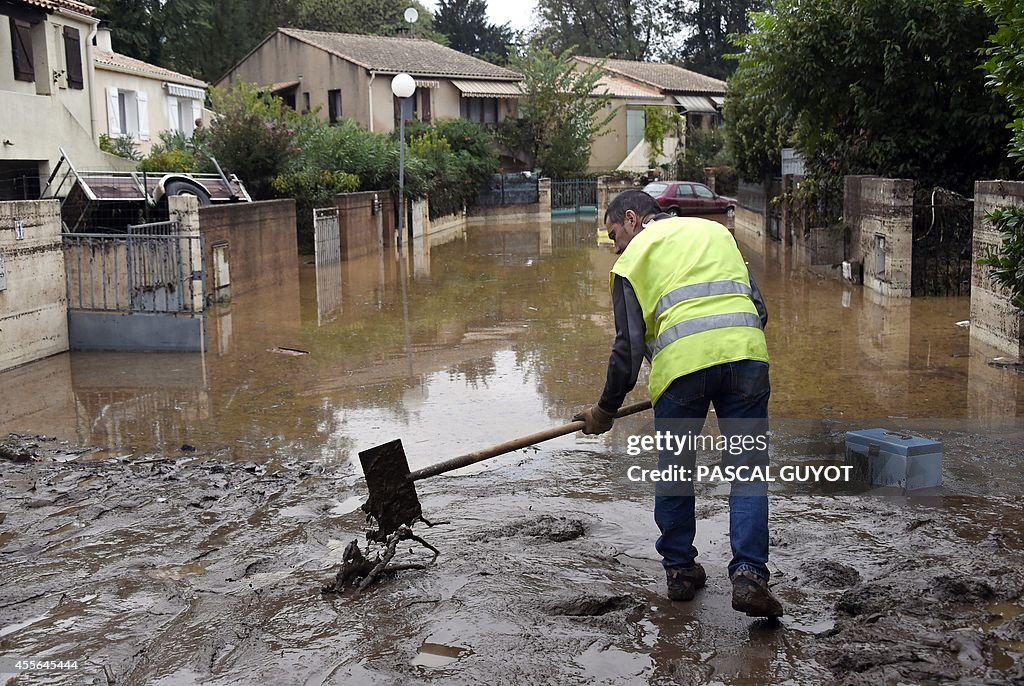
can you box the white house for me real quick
[92,26,208,155]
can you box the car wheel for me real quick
[668,207,681,217]
[726,206,736,220]
[164,180,212,206]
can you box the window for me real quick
[10,17,34,82]
[460,97,497,124]
[167,95,201,136]
[106,87,149,140]
[693,184,714,199]
[63,26,83,89]
[303,92,311,113]
[643,182,668,197]
[328,89,342,124]
[675,184,694,197]
[282,91,296,110]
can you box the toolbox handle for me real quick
[882,431,913,440]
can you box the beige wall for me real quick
[220,32,517,133]
[845,176,915,298]
[0,200,68,372]
[219,32,370,128]
[0,8,120,174]
[588,97,673,173]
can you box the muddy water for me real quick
[1,215,1023,685]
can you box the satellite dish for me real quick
[404,7,418,23]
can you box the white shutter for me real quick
[190,100,203,131]
[106,87,121,137]
[136,91,150,141]
[167,96,179,132]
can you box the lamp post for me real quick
[391,73,416,247]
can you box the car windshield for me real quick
[643,182,669,196]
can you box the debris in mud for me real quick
[470,515,587,543]
[818,564,1024,684]
[989,357,1024,373]
[543,593,642,617]
[799,560,862,589]
[0,434,39,462]
[269,346,310,356]
[322,525,440,594]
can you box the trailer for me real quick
[41,147,251,233]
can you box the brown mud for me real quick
[1,217,1023,684]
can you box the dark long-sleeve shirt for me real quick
[597,269,768,413]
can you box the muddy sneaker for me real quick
[731,570,784,617]
[665,563,707,601]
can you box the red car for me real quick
[643,181,736,220]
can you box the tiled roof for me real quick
[20,0,95,14]
[95,50,207,88]
[594,73,663,99]
[575,56,726,94]
[279,28,521,80]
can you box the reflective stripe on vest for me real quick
[650,311,763,359]
[654,280,753,322]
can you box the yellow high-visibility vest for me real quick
[610,216,769,405]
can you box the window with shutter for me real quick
[63,26,83,89]
[10,18,34,82]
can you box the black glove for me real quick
[572,405,615,435]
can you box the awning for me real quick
[267,80,300,94]
[165,83,206,100]
[452,80,522,98]
[415,80,439,89]
[674,95,717,114]
[710,95,725,108]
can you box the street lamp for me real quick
[391,72,416,246]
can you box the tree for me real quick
[725,0,1013,196]
[660,0,765,79]
[498,48,613,178]
[292,0,438,39]
[530,0,665,59]
[978,0,1024,163]
[434,0,516,64]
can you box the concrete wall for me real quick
[971,181,1024,358]
[332,191,395,260]
[844,176,914,297]
[0,200,68,371]
[197,199,299,299]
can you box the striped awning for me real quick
[415,79,440,89]
[452,79,522,98]
[165,83,206,100]
[710,95,725,108]
[674,95,717,113]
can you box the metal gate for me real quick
[63,225,206,351]
[911,188,973,296]
[551,179,597,214]
[313,207,342,324]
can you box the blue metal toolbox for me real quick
[844,428,943,490]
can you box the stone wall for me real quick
[971,181,1024,358]
[596,177,636,222]
[0,200,68,372]
[844,176,914,297]
[195,199,299,299]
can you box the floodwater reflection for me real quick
[0,215,1021,467]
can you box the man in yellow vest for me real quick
[574,190,782,618]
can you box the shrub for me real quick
[978,206,1024,313]
[99,134,141,161]
[273,169,360,252]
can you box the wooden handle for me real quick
[408,400,652,482]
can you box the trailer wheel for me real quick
[164,180,212,206]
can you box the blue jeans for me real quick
[653,360,771,581]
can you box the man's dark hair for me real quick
[604,190,662,225]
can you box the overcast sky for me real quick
[418,0,540,33]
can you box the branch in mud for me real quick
[321,525,439,595]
